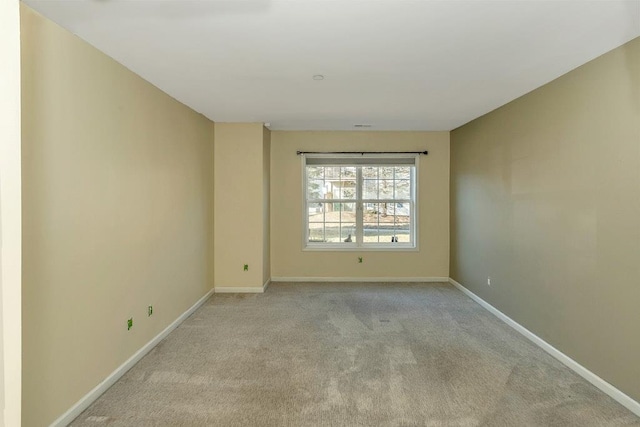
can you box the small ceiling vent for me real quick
[353,124,372,128]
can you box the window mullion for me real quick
[356,167,363,246]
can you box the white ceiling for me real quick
[23,0,640,131]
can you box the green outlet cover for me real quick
[127,318,133,330]
[358,257,363,263]
[244,264,249,271]
[148,306,153,316]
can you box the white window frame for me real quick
[302,154,419,251]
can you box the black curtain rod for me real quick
[296,151,428,155]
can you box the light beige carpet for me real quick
[72,282,639,426]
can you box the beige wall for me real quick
[21,6,215,426]
[214,123,266,288]
[20,1,638,422]
[271,131,450,279]
[451,37,640,401]
[263,127,271,285]
[1,0,22,425]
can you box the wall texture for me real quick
[0,0,22,425]
[21,6,215,426]
[271,131,450,279]
[214,123,267,288]
[451,37,640,401]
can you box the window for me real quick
[303,154,418,250]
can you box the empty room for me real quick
[1,0,639,426]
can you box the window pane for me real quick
[308,225,324,242]
[378,203,394,228]
[341,223,356,242]
[341,202,356,223]
[325,181,338,200]
[379,180,394,199]
[363,179,378,199]
[363,225,379,242]
[307,166,324,179]
[308,180,325,199]
[379,203,396,243]
[394,202,410,217]
[324,201,339,218]
[363,166,377,179]
[363,203,380,243]
[325,222,341,243]
[381,202,395,217]
[394,223,411,243]
[395,179,410,199]
[337,202,356,243]
[341,167,356,179]
[339,179,357,199]
[325,167,340,180]
[363,202,380,220]
[380,167,394,179]
[308,202,324,222]
[394,166,410,179]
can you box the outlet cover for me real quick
[358,257,363,263]
[244,264,249,271]
[127,318,133,330]
[148,306,153,316]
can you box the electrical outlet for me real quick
[358,257,363,263]
[243,264,249,271]
[487,277,491,286]
[148,306,153,317]
[127,318,133,330]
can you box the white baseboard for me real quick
[270,276,449,283]
[214,278,270,294]
[49,288,215,427]
[449,278,640,417]
[51,278,638,423]
[214,287,264,293]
